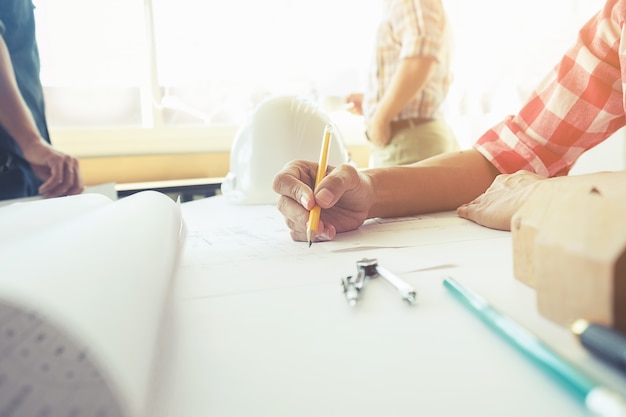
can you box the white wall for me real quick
[569,128,626,175]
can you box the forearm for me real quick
[366,149,501,218]
[374,57,435,122]
[0,36,42,149]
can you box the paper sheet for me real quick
[157,196,626,417]
[0,182,118,208]
[178,199,467,297]
[324,211,509,250]
[0,191,183,417]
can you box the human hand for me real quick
[365,116,392,147]
[22,140,84,198]
[456,170,546,231]
[345,93,364,116]
[272,160,373,242]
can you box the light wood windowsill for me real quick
[77,146,370,187]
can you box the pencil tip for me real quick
[308,241,312,247]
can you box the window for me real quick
[34,0,604,155]
[443,0,604,147]
[35,0,145,127]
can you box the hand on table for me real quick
[456,170,546,231]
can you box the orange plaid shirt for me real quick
[476,0,626,177]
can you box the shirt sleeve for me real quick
[392,0,447,62]
[474,0,626,177]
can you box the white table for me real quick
[152,195,626,417]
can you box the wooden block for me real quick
[532,190,626,333]
[511,184,556,287]
[510,182,589,287]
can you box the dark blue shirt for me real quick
[0,0,48,198]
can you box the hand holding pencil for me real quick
[271,127,372,243]
[307,124,333,246]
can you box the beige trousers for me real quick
[368,119,460,168]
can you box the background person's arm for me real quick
[0,35,83,197]
[367,57,436,147]
[0,35,43,152]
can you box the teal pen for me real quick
[443,277,626,417]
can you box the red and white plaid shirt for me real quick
[363,0,452,122]
[475,0,626,177]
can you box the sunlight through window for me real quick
[33,0,604,150]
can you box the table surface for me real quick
[151,195,626,417]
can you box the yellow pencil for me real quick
[307,124,333,247]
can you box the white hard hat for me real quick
[221,95,351,205]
